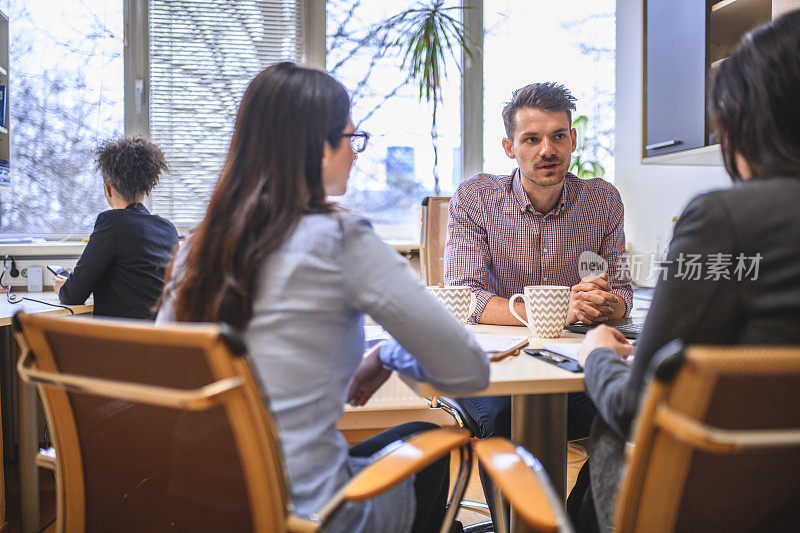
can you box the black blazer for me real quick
[59,203,179,319]
[582,177,800,526]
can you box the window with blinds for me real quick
[149,0,303,232]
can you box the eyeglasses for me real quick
[341,131,370,153]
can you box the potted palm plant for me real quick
[386,1,475,196]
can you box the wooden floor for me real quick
[3,435,587,532]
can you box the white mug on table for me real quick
[427,285,475,324]
[508,285,570,338]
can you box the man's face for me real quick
[502,107,577,188]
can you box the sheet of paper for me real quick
[473,334,528,355]
[541,342,581,361]
[365,325,526,358]
[543,342,636,363]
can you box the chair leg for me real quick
[492,484,509,533]
[459,500,491,516]
[431,398,494,532]
[439,444,473,533]
[463,521,493,533]
[449,498,492,532]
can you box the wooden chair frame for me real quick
[420,196,494,531]
[473,344,800,533]
[474,438,571,533]
[420,196,451,286]
[14,312,475,533]
[615,345,800,532]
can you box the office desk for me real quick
[0,292,92,533]
[0,292,93,326]
[402,324,585,533]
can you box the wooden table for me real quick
[0,291,92,533]
[0,291,93,326]
[402,324,585,533]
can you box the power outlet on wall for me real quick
[2,259,78,288]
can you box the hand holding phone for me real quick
[47,265,69,277]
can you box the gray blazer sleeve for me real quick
[584,192,738,438]
[339,215,490,394]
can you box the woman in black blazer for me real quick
[573,10,800,531]
[54,136,178,318]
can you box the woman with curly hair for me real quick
[54,136,179,318]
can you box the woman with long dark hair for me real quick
[573,9,800,531]
[157,62,489,532]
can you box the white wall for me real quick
[774,0,800,16]
[615,0,730,276]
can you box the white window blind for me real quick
[149,0,303,231]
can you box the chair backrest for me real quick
[615,345,800,532]
[420,196,451,286]
[13,311,288,533]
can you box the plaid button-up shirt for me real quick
[445,170,633,323]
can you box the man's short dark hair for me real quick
[96,135,168,202]
[502,82,577,139]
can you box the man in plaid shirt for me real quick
[445,85,632,326]
[445,83,632,522]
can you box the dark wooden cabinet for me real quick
[645,0,708,157]
[644,0,773,159]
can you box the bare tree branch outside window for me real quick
[0,0,122,235]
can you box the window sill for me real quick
[1,241,87,258]
[2,238,419,257]
[386,239,419,254]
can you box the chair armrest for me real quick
[293,428,471,530]
[431,396,482,436]
[343,428,471,501]
[286,514,319,533]
[473,438,562,533]
[16,340,243,411]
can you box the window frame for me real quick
[129,0,312,226]
[5,0,480,239]
[320,0,484,194]
[133,0,483,241]
[0,0,128,240]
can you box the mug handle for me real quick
[508,293,531,329]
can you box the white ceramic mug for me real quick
[508,285,570,338]
[427,286,476,323]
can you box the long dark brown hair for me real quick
[163,62,350,328]
[708,9,800,181]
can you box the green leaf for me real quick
[383,1,477,194]
[572,114,587,151]
[389,0,473,105]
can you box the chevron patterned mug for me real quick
[427,286,475,323]
[508,285,570,338]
